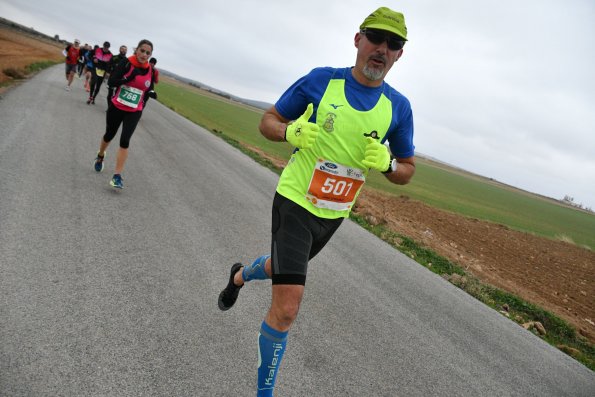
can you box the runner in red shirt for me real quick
[64,39,80,91]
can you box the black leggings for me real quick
[89,69,105,99]
[103,103,142,149]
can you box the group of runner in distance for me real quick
[63,38,159,189]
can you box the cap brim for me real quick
[365,23,407,41]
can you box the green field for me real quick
[155,80,595,250]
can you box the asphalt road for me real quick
[1,66,593,396]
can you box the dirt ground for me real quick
[354,189,595,342]
[0,25,64,85]
[2,23,594,345]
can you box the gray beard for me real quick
[362,64,384,81]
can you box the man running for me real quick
[148,57,159,84]
[87,41,113,105]
[83,45,97,92]
[106,45,128,105]
[218,7,415,396]
[142,57,159,108]
[77,43,87,77]
[64,39,80,91]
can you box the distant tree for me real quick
[54,34,60,40]
[561,195,594,212]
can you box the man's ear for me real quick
[396,48,404,61]
[354,32,361,48]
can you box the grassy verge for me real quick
[25,60,61,73]
[2,60,61,87]
[209,126,594,371]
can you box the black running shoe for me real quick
[218,263,243,311]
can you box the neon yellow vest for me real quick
[276,78,392,219]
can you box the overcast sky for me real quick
[2,0,594,209]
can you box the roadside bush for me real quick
[3,68,26,79]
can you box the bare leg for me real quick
[114,147,128,174]
[98,139,109,156]
[266,284,304,332]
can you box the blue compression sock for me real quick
[242,255,270,282]
[257,321,288,396]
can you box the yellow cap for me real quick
[360,7,407,41]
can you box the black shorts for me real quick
[271,192,343,285]
[103,103,142,149]
[65,63,77,74]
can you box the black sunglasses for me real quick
[361,29,405,51]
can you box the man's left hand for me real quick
[362,137,391,172]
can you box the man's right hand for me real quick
[285,103,319,149]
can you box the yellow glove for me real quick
[285,103,319,149]
[361,137,391,172]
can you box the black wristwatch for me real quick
[382,158,397,174]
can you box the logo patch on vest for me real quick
[323,112,336,132]
[363,130,380,139]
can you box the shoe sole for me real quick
[218,263,243,311]
[109,181,123,189]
